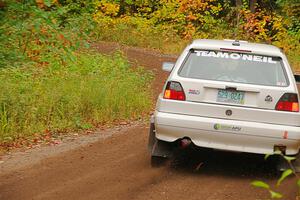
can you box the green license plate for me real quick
[217,89,245,104]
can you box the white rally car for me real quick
[148,39,300,168]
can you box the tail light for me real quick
[163,81,185,101]
[275,93,299,112]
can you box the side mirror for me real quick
[294,74,300,83]
[162,62,175,72]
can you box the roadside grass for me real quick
[0,2,157,151]
[0,52,153,145]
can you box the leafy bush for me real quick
[0,1,154,147]
[238,8,287,42]
[93,0,300,70]
[0,52,153,143]
[93,14,186,53]
[0,0,94,68]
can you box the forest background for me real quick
[0,0,299,148]
[94,0,300,69]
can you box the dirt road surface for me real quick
[0,42,298,200]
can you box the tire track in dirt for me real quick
[0,42,298,200]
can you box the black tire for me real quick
[151,156,167,167]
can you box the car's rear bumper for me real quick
[155,111,300,155]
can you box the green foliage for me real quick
[297,179,300,188]
[251,181,270,189]
[93,15,185,52]
[270,190,283,199]
[277,169,293,186]
[0,52,153,143]
[93,0,300,70]
[251,180,283,199]
[254,153,300,199]
[237,7,287,42]
[277,0,300,33]
[95,0,225,39]
[0,0,94,68]
[0,0,154,147]
[58,0,96,15]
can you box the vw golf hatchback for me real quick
[148,39,300,167]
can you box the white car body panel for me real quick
[155,111,300,155]
[154,39,300,155]
[156,95,300,126]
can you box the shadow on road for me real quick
[168,147,280,180]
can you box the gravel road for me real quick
[0,42,298,200]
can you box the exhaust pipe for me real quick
[179,138,192,149]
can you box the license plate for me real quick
[217,89,245,104]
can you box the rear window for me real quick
[179,50,288,87]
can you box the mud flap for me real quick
[148,121,156,152]
[151,139,173,158]
[148,117,173,158]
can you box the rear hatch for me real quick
[159,49,300,126]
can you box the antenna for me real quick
[234,4,241,40]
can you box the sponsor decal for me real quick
[195,50,277,64]
[213,123,241,132]
[214,124,221,130]
[188,89,200,95]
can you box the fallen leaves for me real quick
[0,130,63,152]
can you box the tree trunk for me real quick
[118,0,126,16]
[234,0,242,39]
[0,0,6,10]
[250,0,257,13]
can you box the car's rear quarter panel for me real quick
[155,111,300,155]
